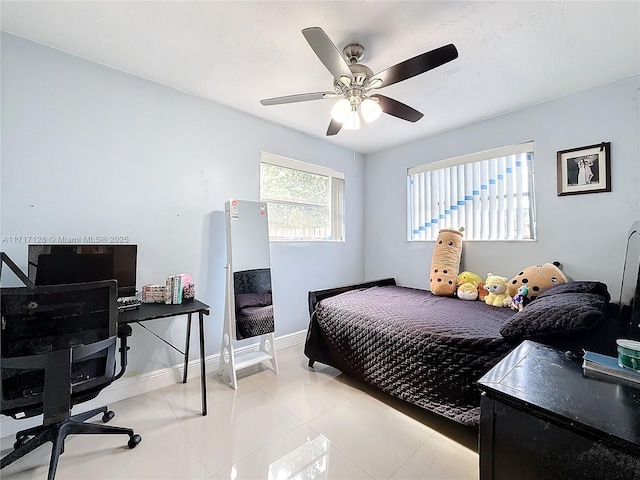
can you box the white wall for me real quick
[0,33,365,376]
[2,32,639,381]
[364,75,640,300]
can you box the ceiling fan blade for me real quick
[302,27,353,84]
[371,94,424,122]
[371,44,458,89]
[260,91,335,106]
[326,118,342,136]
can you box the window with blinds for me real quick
[261,152,345,242]
[407,142,536,241]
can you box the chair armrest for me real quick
[117,323,132,338]
[114,323,132,381]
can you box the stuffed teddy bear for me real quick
[457,271,483,287]
[507,262,568,301]
[510,285,529,312]
[484,274,513,307]
[457,282,478,301]
[429,229,463,296]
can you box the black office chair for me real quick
[0,280,142,480]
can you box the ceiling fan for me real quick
[260,27,458,136]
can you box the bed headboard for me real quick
[620,220,640,338]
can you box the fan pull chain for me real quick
[352,128,357,179]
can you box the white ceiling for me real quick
[2,1,639,154]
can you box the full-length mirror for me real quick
[225,199,274,340]
[219,199,278,389]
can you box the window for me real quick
[407,142,536,241]
[260,152,344,241]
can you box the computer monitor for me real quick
[28,245,137,298]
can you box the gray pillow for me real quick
[535,281,610,300]
[235,292,272,311]
[500,282,609,339]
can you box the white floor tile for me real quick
[390,431,478,480]
[307,393,437,480]
[177,387,304,477]
[1,391,211,480]
[249,356,360,422]
[217,426,373,480]
[1,344,479,480]
[160,371,261,418]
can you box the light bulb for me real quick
[342,109,361,130]
[361,98,382,123]
[330,99,350,123]
[366,78,383,90]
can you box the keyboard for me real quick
[117,297,142,312]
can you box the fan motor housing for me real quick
[334,63,373,93]
[349,63,373,86]
[343,43,365,63]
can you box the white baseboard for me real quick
[1,330,306,439]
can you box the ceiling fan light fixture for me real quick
[366,78,383,90]
[338,76,351,87]
[330,98,351,123]
[342,109,361,130]
[260,27,453,136]
[361,98,382,123]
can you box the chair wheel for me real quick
[102,411,115,423]
[128,434,142,449]
[14,436,30,449]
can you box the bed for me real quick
[305,223,640,427]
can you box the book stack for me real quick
[182,281,195,302]
[165,273,195,304]
[141,284,166,303]
[582,351,640,385]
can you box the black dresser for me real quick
[478,340,640,480]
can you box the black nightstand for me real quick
[478,340,640,480]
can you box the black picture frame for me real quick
[557,142,611,196]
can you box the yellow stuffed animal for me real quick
[457,271,482,287]
[457,282,478,301]
[484,274,513,307]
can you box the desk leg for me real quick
[199,311,207,416]
[183,313,192,384]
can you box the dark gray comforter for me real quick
[308,285,516,426]
[305,281,613,426]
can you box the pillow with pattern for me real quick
[500,282,609,339]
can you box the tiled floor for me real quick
[0,344,479,479]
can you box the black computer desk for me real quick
[118,300,210,415]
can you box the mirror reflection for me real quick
[225,199,275,340]
[233,268,273,340]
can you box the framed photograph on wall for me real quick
[557,142,611,196]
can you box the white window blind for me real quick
[407,142,536,241]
